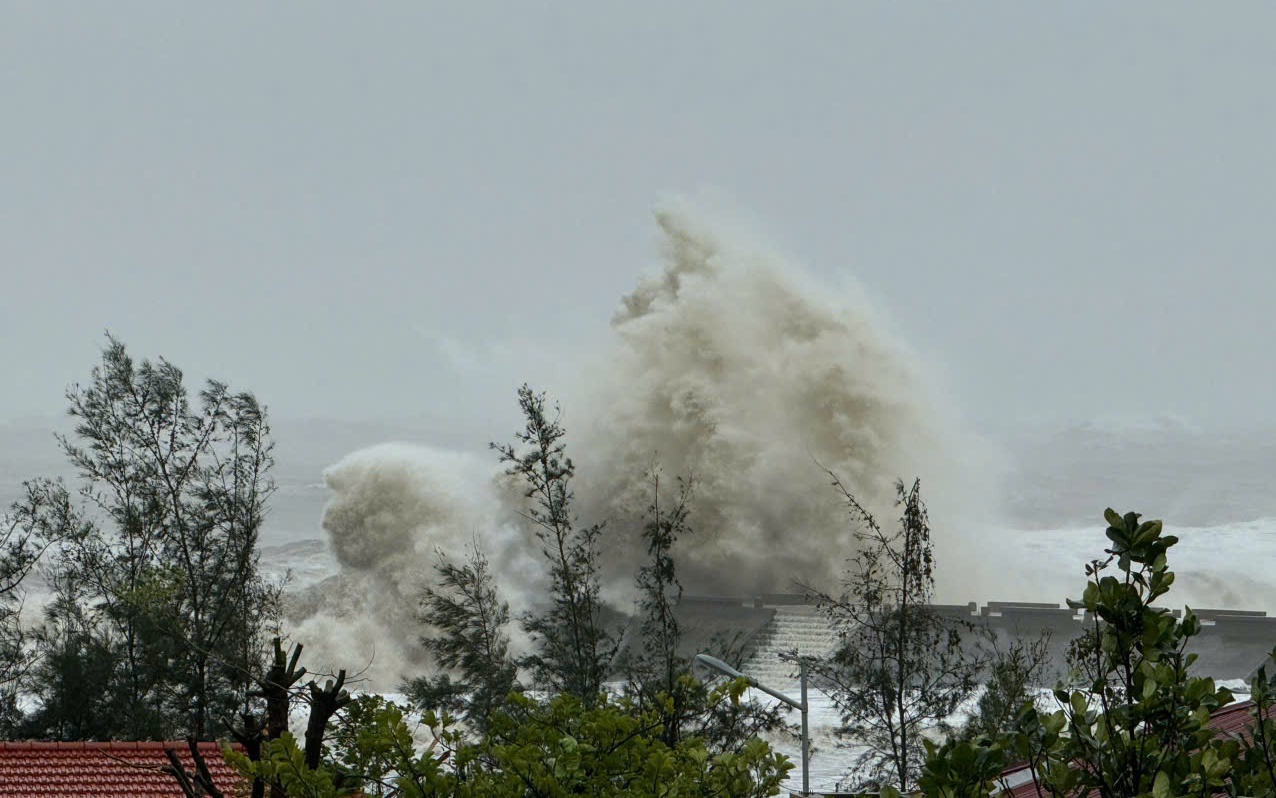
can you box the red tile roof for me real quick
[1205,699,1262,738]
[0,740,245,797]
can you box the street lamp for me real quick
[694,652,810,797]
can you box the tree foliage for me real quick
[0,484,68,732]
[492,384,615,703]
[1234,653,1276,797]
[229,684,792,798]
[1020,510,1232,797]
[619,468,788,756]
[624,467,693,745]
[802,475,981,792]
[17,335,280,740]
[404,543,519,732]
[960,632,1051,744]
[22,567,121,740]
[923,509,1276,798]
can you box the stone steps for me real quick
[743,607,838,685]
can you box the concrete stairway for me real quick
[742,606,838,685]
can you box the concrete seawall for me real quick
[673,595,1276,683]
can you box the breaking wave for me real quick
[290,199,1001,686]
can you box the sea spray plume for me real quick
[298,200,996,687]
[289,444,539,687]
[573,201,968,597]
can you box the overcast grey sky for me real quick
[4,3,1275,437]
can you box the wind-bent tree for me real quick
[492,384,614,703]
[0,486,67,733]
[801,475,981,792]
[404,542,518,732]
[626,469,691,738]
[20,335,279,739]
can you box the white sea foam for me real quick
[988,515,1276,611]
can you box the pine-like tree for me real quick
[0,484,66,733]
[19,335,279,739]
[491,384,614,703]
[405,543,518,731]
[623,467,789,755]
[21,568,122,740]
[802,475,981,792]
[961,632,1051,743]
[625,469,692,745]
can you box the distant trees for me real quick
[492,384,615,703]
[13,335,280,740]
[802,475,982,793]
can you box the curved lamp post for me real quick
[694,653,810,796]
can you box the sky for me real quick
[4,3,1275,438]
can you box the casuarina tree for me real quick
[404,542,519,732]
[19,335,280,739]
[492,384,615,703]
[801,474,981,792]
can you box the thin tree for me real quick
[961,632,1051,743]
[624,466,789,755]
[491,384,615,703]
[21,335,279,739]
[625,468,693,745]
[800,475,981,792]
[405,542,518,731]
[0,484,69,731]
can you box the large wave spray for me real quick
[571,204,988,599]
[291,201,1001,686]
